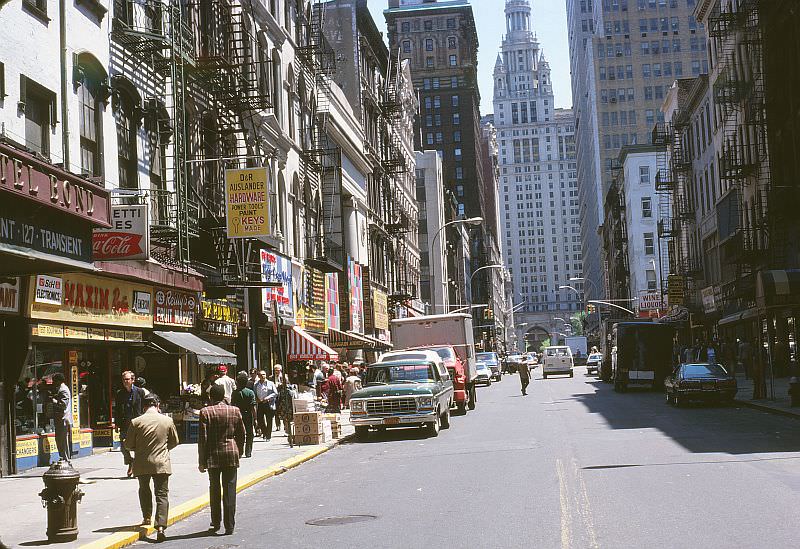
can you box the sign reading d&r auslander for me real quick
[225,167,269,239]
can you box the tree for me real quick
[570,312,586,336]
[539,338,551,351]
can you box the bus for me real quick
[611,322,676,392]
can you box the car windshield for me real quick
[476,352,498,363]
[476,363,489,371]
[424,347,456,361]
[546,347,571,357]
[589,354,602,360]
[682,364,729,378]
[367,364,436,384]
[380,352,430,362]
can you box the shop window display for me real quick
[14,348,64,436]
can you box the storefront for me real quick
[261,250,295,372]
[1,141,111,475]
[195,295,244,375]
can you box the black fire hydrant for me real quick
[39,460,83,541]
[789,377,800,407]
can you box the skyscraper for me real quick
[567,0,709,300]
[494,0,581,349]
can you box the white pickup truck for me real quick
[542,346,574,379]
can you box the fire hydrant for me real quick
[39,460,83,541]
[789,377,800,407]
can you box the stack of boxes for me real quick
[293,412,332,445]
[324,414,342,439]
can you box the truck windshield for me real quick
[367,364,436,384]
[425,347,456,361]
[546,348,570,357]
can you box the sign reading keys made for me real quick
[225,167,270,239]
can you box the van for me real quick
[542,346,574,379]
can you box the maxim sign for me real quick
[0,142,111,227]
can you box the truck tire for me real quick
[355,426,369,440]
[426,413,440,437]
[468,384,476,410]
[441,406,451,429]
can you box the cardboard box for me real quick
[293,399,316,413]
[295,432,329,446]
[294,412,323,424]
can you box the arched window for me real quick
[287,65,296,141]
[272,49,282,124]
[291,174,303,258]
[112,77,141,192]
[277,172,287,241]
[75,53,109,178]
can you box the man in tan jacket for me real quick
[125,393,179,542]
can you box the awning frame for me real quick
[153,331,237,365]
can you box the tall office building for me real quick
[567,0,709,300]
[494,0,581,349]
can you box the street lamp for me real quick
[587,299,636,316]
[429,217,484,311]
[450,303,489,314]
[468,264,505,305]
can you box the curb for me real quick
[79,433,353,549]
[735,399,800,420]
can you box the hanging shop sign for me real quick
[1,201,93,264]
[28,273,154,328]
[31,322,143,342]
[199,297,240,338]
[325,272,340,332]
[701,286,717,314]
[92,204,150,260]
[667,275,685,306]
[298,267,326,334]
[638,293,664,312]
[373,289,389,331]
[347,258,364,334]
[261,250,294,323]
[225,167,270,239]
[154,287,198,328]
[34,275,63,305]
[0,142,111,226]
[0,278,21,313]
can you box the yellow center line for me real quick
[556,458,572,549]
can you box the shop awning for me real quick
[0,242,99,275]
[328,328,376,350]
[718,307,760,326]
[288,326,338,361]
[153,331,237,365]
[756,270,800,309]
[362,333,393,350]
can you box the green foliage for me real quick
[570,312,586,336]
[539,338,551,351]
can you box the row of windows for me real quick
[423,95,460,110]
[402,36,458,54]
[601,0,695,12]
[602,133,640,149]
[399,17,457,33]
[420,76,463,90]
[601,110,638,127]
[424,113,461,126]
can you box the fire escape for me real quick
[297,2,342,273]
[710,0,771,301]
[652,122,675,303]
[111,0,199,267]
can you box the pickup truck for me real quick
[349,351,454,440]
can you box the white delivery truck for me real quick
[390,313,478,412]
[564,336,588,366]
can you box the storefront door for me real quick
[0,379,9,476]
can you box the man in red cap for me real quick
[214,365,236,404]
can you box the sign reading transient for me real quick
[225,167,270,239]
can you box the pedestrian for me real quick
[316,363,330,399]
[253,370,277,440]
[344,368,362,408]
[518,357,531,396]
[323,367,344,413]
[753,344,769,400]
[272,364,286,432]
[49,373,73,462]
[246,369,259,390]
[198,384,245,536]
[214,366,236,404]
[231,373,256,458]
[134,377,151,396]
[739,338,753,379]
[124,393,179,542]
[706,341,717,365]
[115,371,145,477]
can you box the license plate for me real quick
[383,417,400,425]
[701,383,716,390]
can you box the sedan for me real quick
[475,362,493,386]
[586,353,602,375]
[664,363,737,406]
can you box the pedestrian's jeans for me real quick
[54,419,72,461]
[243,418,254,458]
[137,474,170,528]
[256,402,275,440]
[119,425,132,465]
[520,376,530,393]
[208,467,237,532]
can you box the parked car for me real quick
[350,350,454,439]
[475,362,493,386]
[542,346,574,379]
[524,353,538,370]
[586,352,602,375]
[476,352,502,381]
[664,363,737,406]
[408,345,472,414]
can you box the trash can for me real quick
[39,460,83,541]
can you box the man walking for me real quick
[253,371,277,441]
[518,359,531,396]
[214,366,236,404]
[115,370,145,477]
[50,373,72,462]
[199,384,245,535]
[124,393,179,543]
[231,373,257,458]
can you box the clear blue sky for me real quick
[367,0,573,114]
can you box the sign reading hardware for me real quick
[92,205,149,260]
[28,273,154,328]
[225,167,270,238]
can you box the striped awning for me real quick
[328,328,375,350]
[287,326,338,361]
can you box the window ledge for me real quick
[76,0,108,21]
[22,1,50,24]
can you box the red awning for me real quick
[288,326,338,361]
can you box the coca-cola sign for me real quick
[154,287,198,327]
[92,205,149,260]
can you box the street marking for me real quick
[573,457,600,549]
[556,458,572,549]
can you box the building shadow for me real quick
[139,529,220,543]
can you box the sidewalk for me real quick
[735,374,800,418]
[0,415,353,549]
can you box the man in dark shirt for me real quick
[115,370,145,477]
[231,372,257,458]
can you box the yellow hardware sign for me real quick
[668,275,685,306]
[373,290,389,331]
[225,167,270,239]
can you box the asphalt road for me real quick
[139,368,800,548]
